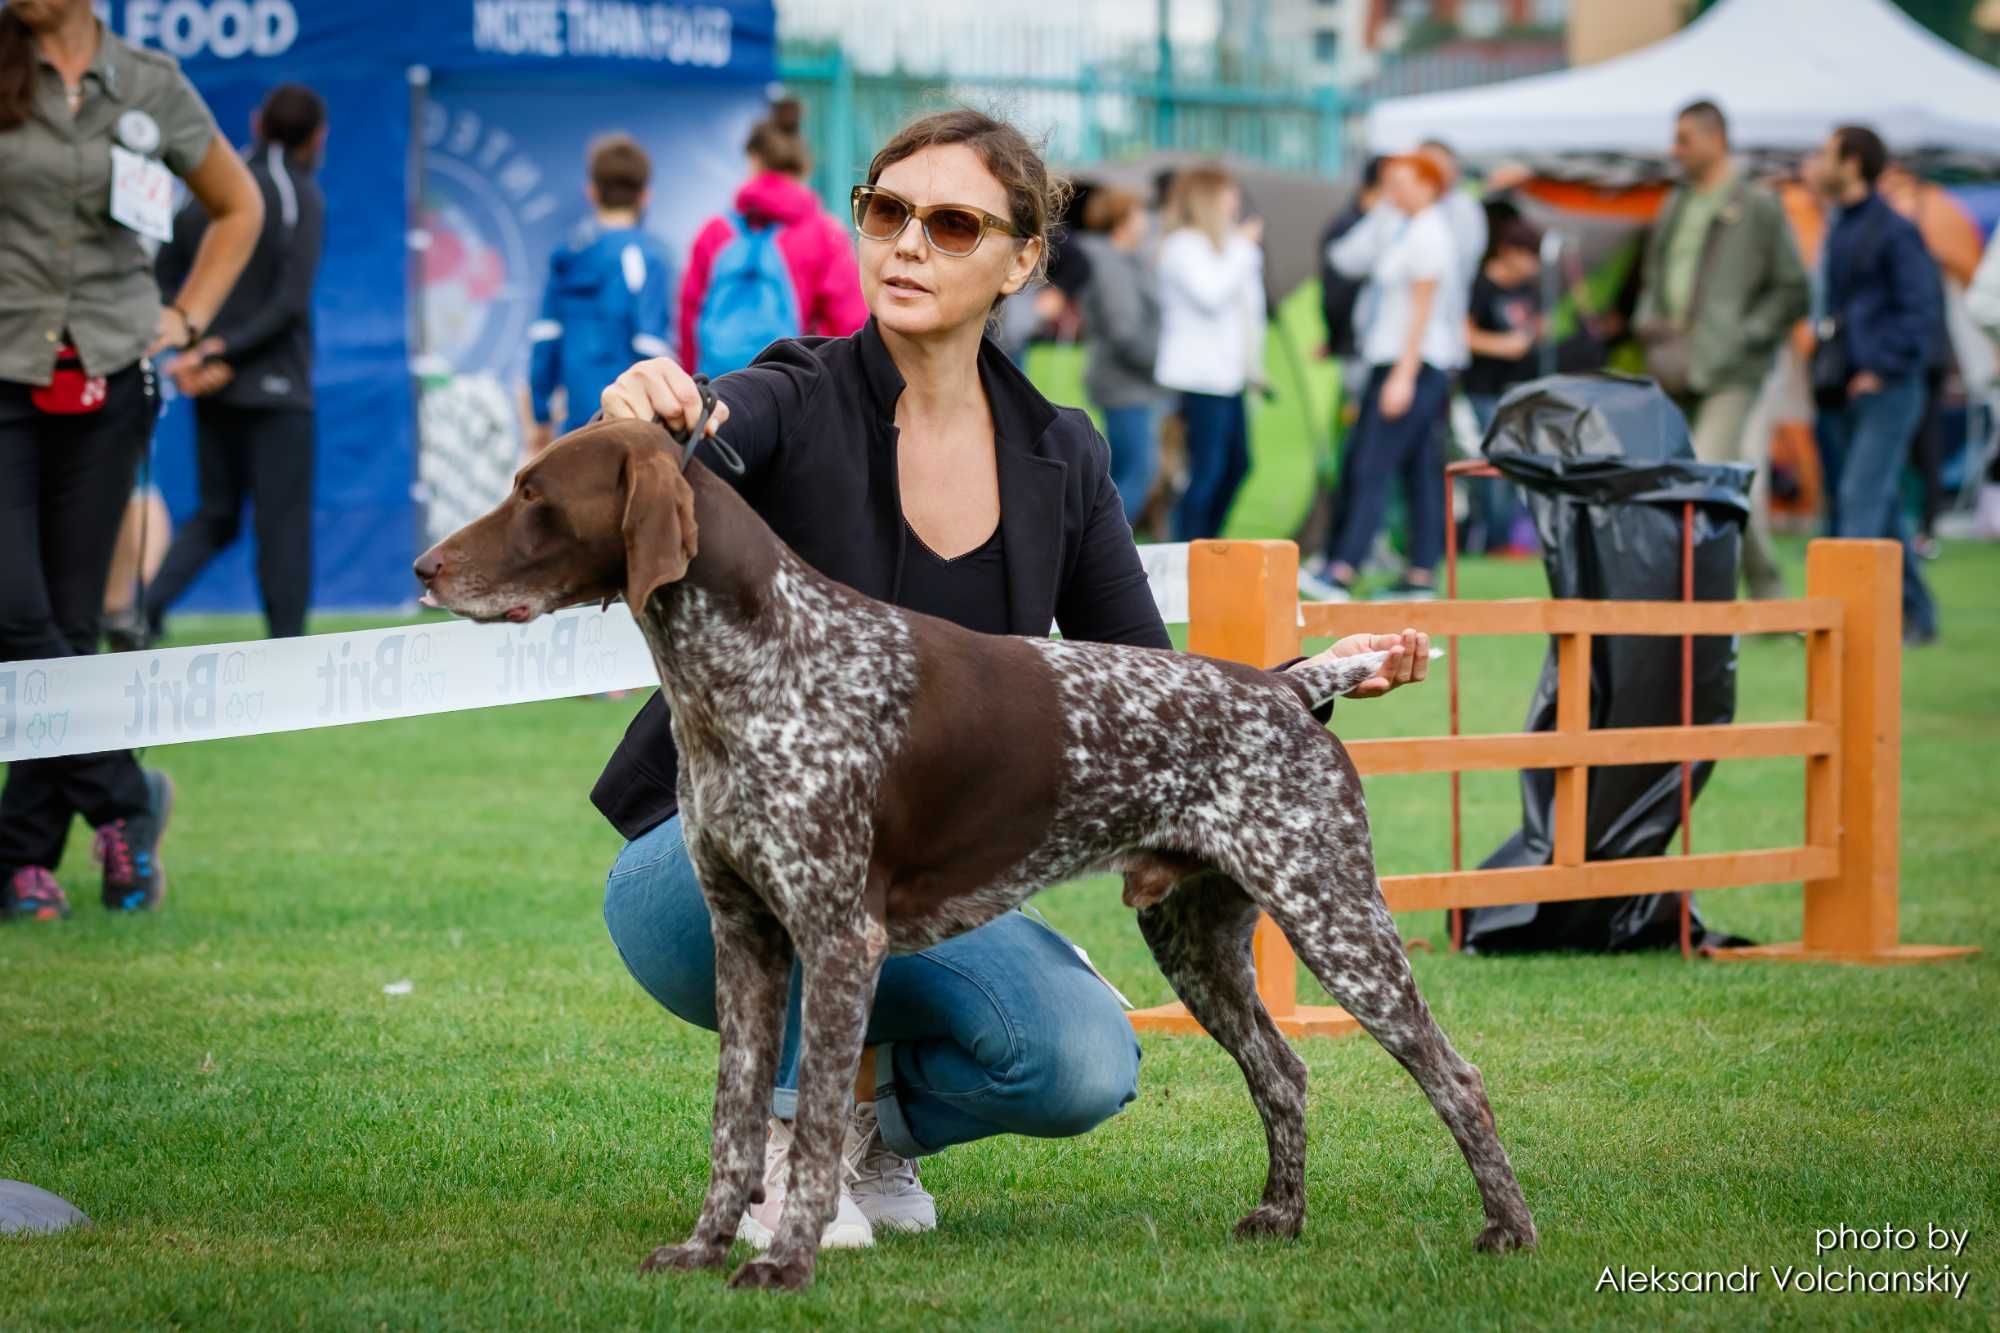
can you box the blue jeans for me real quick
[602,815,1142,1159]
[1173,391,1250,541]
[1323,364,1449,574]
[1100,403,1160,525]
[1464,393,1526,555]
[1816,374,1939,638]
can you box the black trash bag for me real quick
[1462,374,1755,953]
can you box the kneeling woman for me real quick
[592,109,1430,1249]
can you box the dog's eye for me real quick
[519,485,538,505]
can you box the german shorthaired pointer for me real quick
[415,419,1536,1291]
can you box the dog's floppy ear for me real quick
[621,445,699,614]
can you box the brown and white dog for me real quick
[415,419,1536,1291]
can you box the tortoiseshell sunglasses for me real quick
[850,184,1023,257]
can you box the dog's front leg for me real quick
[640,877,791,1274]
[727,911,887,1292]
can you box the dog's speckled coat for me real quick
[416,421,1536,1292]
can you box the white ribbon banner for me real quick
[2,544,1194,762]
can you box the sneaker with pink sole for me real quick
[736,1116,874,1250]
[4,867,70,922]
[96,769,173,912]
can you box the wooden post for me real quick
[1128,541,1362,1039]
[1715,540,1976,965]
[1553,630,1591,869]
[1182,539,1300,668]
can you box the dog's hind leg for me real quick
[1136,871,1311,1240]
[641,862,792,1275]
[1262,859,1537,1253]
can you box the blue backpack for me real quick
[696,213,801,377]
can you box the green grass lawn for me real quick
[6,329,1999,1331]
[4,537,1995,1330]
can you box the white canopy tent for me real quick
[1367,0,2000,168]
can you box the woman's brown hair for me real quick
[0,9,37,133]
[746,97,810,178]
[866,108,1070,291]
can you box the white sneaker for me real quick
[846,1101,937,1233]
[736,1116,874,1250]
[1298,556,1352,604]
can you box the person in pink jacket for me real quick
[679,100,867,373]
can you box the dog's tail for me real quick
[1286,647,1445,712]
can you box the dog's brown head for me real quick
[413,418,699,624]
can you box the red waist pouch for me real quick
[31,344,109,415]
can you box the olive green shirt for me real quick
[0,26,217,386]
[1660,168,1735,325]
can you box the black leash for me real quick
[670,373,745,477]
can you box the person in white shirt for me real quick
[1153,163,1267,540]
[1421,139,1487,306]
[1312,154,1463,599]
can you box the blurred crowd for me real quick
[6,0,2000,926]
[1013,101,1997,648]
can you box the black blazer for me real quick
[591,319,1172,840]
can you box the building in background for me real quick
[1567,0,1681,65]
[774,0,1217,79]
[1218,0,1571,89]
[1349,0,1570,98]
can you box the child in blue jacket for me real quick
[528,134,674,451]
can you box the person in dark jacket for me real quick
[1460,218,1543,556]
[149,83,325,641]
[1316,156,1384,367]
[1810,124,1941,643]
[590,109,1431,1251]
[526,134,674,449]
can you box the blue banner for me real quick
[102,0,773,82]
[97,0,773,614]
[411,76,765,551]
[145,71,418,617]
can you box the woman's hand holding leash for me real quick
[602,356,731,440]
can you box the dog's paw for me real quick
[1473,1214,1538,1254]
[727,1253,815,1292]
[638,1239,729,1274]
[1232,1204,1304,1241]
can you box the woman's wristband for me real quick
[167,302,202,350]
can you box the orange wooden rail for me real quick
[1127,537,1975,1043]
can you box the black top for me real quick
[156,143,326,411]
[1317,201,1369,358]
[591,319,1172,841]
[899,522,1009,634]
[1462,273,1541,399]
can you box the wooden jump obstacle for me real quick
[1127,536,1976,1042]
